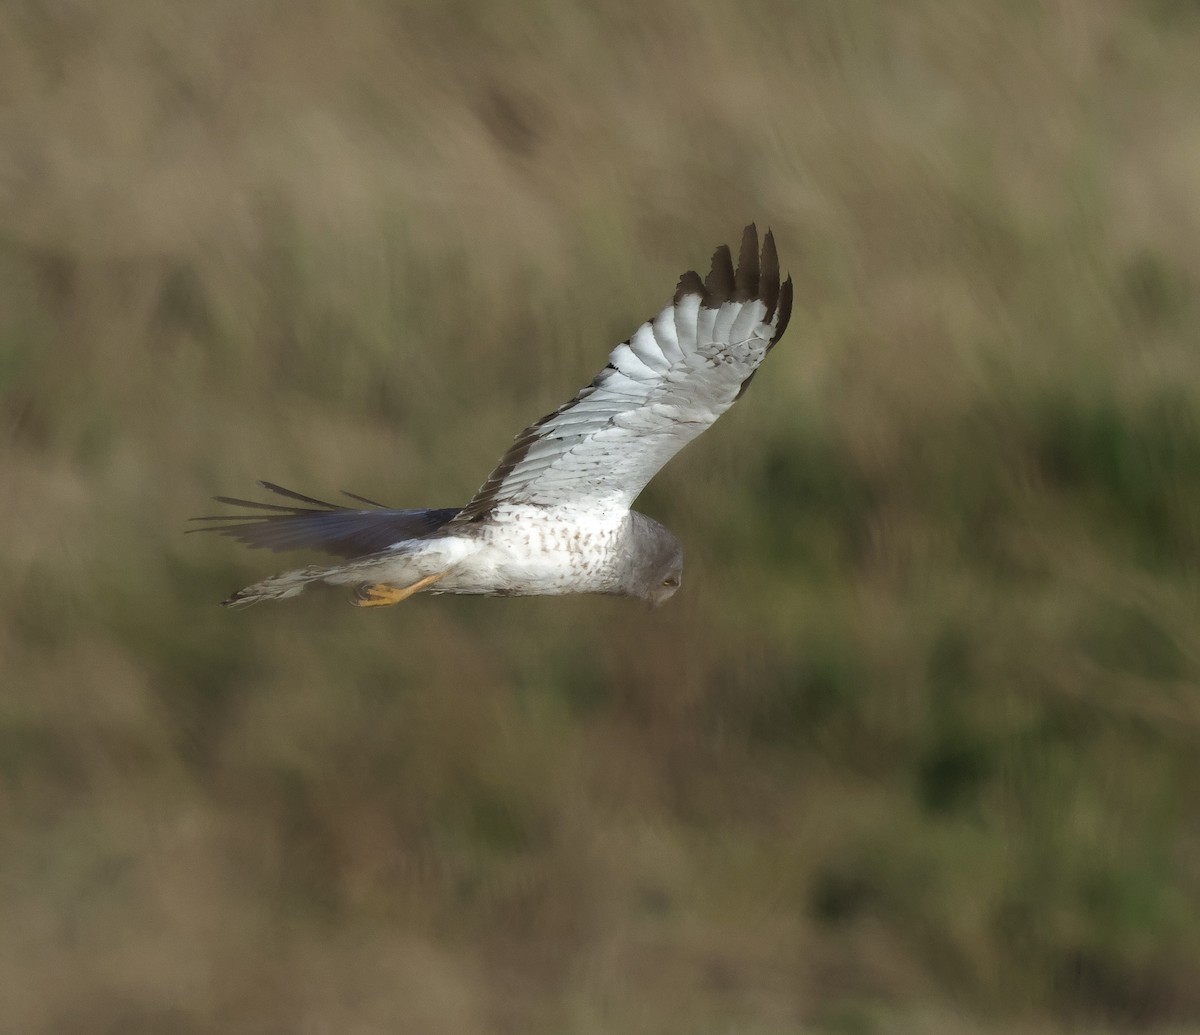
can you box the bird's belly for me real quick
[436,547,616,596]
[434,509,626,596]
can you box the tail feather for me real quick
[221,565,334,608]
[215,527,474,609]
[217,541,443,608]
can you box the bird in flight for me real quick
[194,224,792,608]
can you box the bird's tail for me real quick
[218,537,471,609]
[221,564,338,608]
[218,542,447,608]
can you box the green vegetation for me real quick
[3,1,1200,1031]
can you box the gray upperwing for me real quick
[190,481,459,558]
[454,224,792,522]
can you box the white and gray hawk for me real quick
[195,225,792,608]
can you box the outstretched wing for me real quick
[190,481,458,559]
[454,224,792,523]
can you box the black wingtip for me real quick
[256,481,344,509]
[672,224,790,331]
[759,228,781,321]
[703,243,736,307]
[340,489,389,508]
[770,273,794,349]
[673,269,705,305]
[733,223,760,301]
[208,495,305,513]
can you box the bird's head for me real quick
[625,512,684,607]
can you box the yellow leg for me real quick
[352,571,448,607]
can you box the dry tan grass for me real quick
[3,1,1200,1032]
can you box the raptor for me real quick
[194,225,792,608]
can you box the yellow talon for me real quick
[352,571,448,607]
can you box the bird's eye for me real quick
[662,576,679,588]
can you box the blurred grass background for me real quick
[3,0,1200,1032]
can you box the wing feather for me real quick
[190,481,458,558]
[454,225,793,522]
[712,302,741,345]
[651,305,683,364]
[672,290,701,349]
[728,297,767,345]
[734,225,760,301]
[704,243,736,304]
[693,304,719,349]
[608,342,662,381]
[628,323,670,371]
